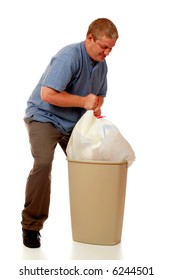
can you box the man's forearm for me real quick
[41,86,99,110]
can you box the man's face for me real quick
[87,34,116,62]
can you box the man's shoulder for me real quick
[58,42,83,56]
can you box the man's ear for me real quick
[87,33,94,41]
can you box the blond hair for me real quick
[86,18,119,41]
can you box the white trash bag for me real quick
[66,110,136,167]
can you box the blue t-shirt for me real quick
[25,41,107,135]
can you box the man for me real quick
[21,18,118,248]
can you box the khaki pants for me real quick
[21,119,70,231]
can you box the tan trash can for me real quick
[67,159,128,245]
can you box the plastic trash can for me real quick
[67,159,128,245]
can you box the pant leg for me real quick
[59,134,71,155]
[21,120,68,231]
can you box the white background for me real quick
[1,0,173,279]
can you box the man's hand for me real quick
[93,107,101,117]
[83,93,99,110]
[93,96,104,116]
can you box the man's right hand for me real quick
[83,93,98,110]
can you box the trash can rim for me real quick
[67,158,128,166]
